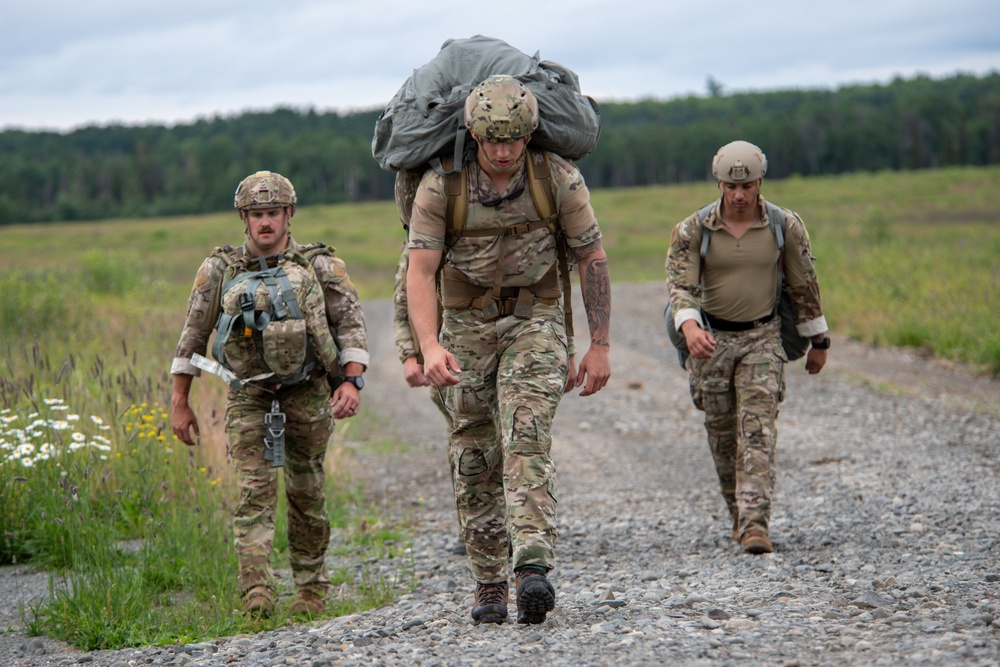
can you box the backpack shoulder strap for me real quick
[526,148,573,337]
[442,153,468,247]
[697,203,714,258]
[764,201,786,251]
[525,148,556,223]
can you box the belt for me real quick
[704,311,775,332]
[469,295,560,316]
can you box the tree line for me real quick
[1,72,997,225]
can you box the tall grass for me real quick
[0,261,409,649]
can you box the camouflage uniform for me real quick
[408,150,601,582]
[666,198,826,537]
[172,234,369,598]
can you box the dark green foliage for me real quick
[2,73,999,225]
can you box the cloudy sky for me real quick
[2,0,997,132]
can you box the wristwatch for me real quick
[811,336,831,350]
[343,375,365,391]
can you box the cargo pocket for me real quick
[700,376,733,416]
[262,319,308,376]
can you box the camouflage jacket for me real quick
[407,150,601,288]
[171,235,369,377]
[666,198,828,338]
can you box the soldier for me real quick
[666,141,830,554]
[406,75,612,625]
[170,171,369,617]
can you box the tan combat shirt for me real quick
[666,198,828,337]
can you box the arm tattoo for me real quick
[581,255,611,348]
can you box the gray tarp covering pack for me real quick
[372,35,602,174]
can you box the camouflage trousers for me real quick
[440,304,568,583]
[225,378,334,596]
[687,319,786,537]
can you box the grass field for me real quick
[1,164,997,649]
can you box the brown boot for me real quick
[514,569,555,625]
[242,585,275,618]
[741,528,774,554]
[471,581,508,624]
[290,587,326,616]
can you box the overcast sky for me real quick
[2,0,997,132]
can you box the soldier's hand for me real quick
[422,343,461,387]
[681,320,716,359]
[332,383,360,419]
[576,346,610,397]
[805,347,827,375]
[171,403,200,447]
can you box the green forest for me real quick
[1,72,997,226]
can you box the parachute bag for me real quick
[373,34,601,174]
[262,319,309,377]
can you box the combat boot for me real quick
[741,527,774,554]
[242,585,275,618]
[514,567,555,624]
[471,581,508,624]
[290,586,326,617]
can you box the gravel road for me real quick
[4,281,999,666]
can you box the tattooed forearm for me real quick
[581,254,611,348]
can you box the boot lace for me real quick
[478,582,507,605]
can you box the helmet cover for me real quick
[712,141,767,183]
[464,75,539,141]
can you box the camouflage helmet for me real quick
[234,171,297,215]
[712,141,767,183]
[464,75,539,141]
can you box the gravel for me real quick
[3,282,998,666]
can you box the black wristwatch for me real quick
[343,375,365,391]
[811,336,831,350]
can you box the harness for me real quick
[437,146,575,336]
[210,252,318,387]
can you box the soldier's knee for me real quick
[456,446,490,479]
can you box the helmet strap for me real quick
[474,135,529,175]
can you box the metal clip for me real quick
[263,399,285,468]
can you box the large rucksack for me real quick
[372,35,602,175]
[381,36,599,338]
[664,201,811,368]
[208,244,340,387]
